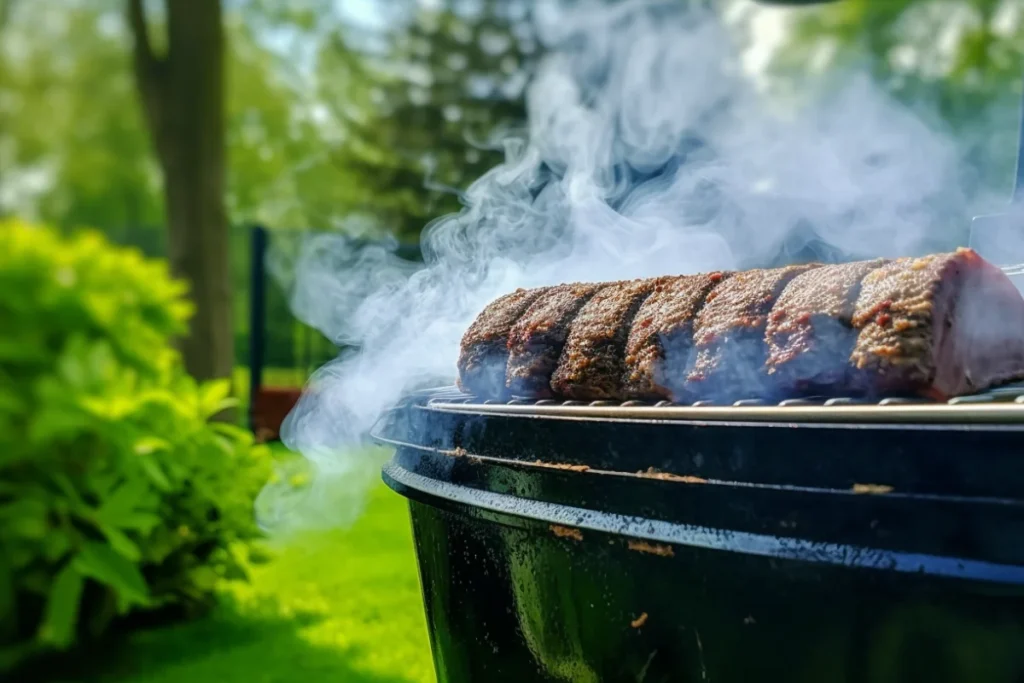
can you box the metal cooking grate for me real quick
[418,383,1024,424]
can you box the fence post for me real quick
[249,224,268,433]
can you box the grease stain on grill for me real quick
[637,467,707,484]
[627,539,675,557]
[631,612,649,628]
[533,460,591,472]
[551,524,583,541]
[852,483,895,495]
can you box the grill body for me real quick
[374,389,1024,683]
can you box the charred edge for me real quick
[685,266,818,397]
[658,274,732,402]
[637,467,707,484]
[507,287,603,397]
[551,524,584,541]
[551,282,659,400]
[608,285,662,398]
[837,259,892,392]
[765,260,887,380]
[631,613,649,629]
[627,540,675,557]
[634,272,733,401]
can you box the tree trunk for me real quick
[127,0,234,394]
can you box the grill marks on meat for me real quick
[623,272,731,400]
[457,250,1024,402]
[766,259,889,394]
[457,287,550,398]
[506,283,603,398]
[850,248,1024,399]
[551,278,667,400]
[688,264,821,399]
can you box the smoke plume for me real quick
[257,0,971,530]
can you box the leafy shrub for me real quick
[0,219,273,669]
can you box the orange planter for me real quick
[252,387,304,442]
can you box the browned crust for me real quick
[765,259,889,394]
[506,283,604,398]
[457,287,549,398]
[852,248,1024,399]
[688,264,821,399]
[623,272,731,400]
[458,251,1024,404]
[552,278,667,400]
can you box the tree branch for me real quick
[126,0,168,161]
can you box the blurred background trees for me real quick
[1,0,1022,378]
[769,0,1024,199]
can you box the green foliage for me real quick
[316,0,535,240]
[770,0,1024,197]
[0,218,273,670]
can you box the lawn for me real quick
[50,445,436,683]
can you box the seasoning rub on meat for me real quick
[457,249,1024,403]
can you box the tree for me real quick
[127,0,233,384]
[768,0,1024,198]
[317,0,536,241]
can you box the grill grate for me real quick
[419,383,1024,425]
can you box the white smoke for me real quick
[258,0,969,530]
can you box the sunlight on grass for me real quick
[91,450,435,683]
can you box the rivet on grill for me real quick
[779,399,825,407]
[535,399,558,406]
[562,400,586,406]
[733,399,766,407]
[483,399,500,405]
[693,400,718,407]
[622,400,650,407]
[589,400,618,407]
[824,397,867,406]
[654,401,675,408]
[948,395,995,405]
[879,398,930,406]
[1015,395,1024,404]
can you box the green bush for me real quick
[0,219,273,669]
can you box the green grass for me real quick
[68,447,436,683]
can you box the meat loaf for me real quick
[622,272,731,400]
[551,277,667,400]
[456,250,1024,403]
[456,287,549,398]
[688,264,821,400]
[506,283,603,398]
[765,259,889,394]
[849,248,1024,399]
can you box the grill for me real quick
[374,2,1024,678]
[374,385,1024,683]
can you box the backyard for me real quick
[3,1,1023,681]
[26,443,435,683]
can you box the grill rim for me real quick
[382,456,1024,585]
